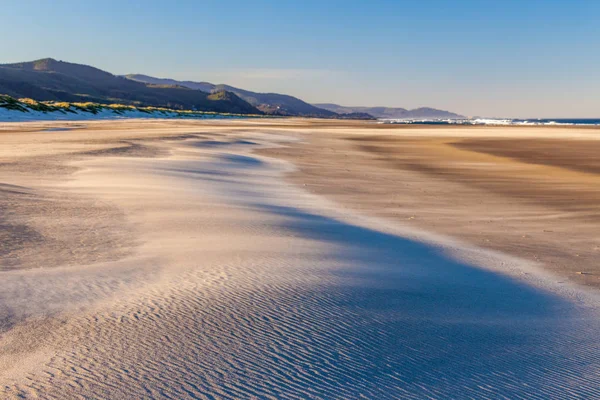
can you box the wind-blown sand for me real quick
[2,119,600,398]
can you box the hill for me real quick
[0,58,261,114]
[125,74,215,93]
[125,74,337,118]
[314,104,464,120]
[0,94,257,122]
[0,58,458,120]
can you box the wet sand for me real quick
[1,119,600,398]
[261,123,600,290]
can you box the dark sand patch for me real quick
[260,129,600,289]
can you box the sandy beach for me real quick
[2,119,600,398]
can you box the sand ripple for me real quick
[2,136,600,399]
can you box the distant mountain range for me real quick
[125,74,340,118]
[314,104,465,120]
[0,58,463,119]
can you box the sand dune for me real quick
[2,120,600,398]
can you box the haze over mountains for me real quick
[0,58,463,119]
[126,75,464,119]
[314,104,465,120]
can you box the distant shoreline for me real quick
[381,117,600,126]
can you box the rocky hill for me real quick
[0,59,261,114]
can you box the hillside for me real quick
[314,104,464,119]
[125,74,337,118]
[125,74,215,93]
[0,59,261,114]
[0,94,256,122]
[0,58,459,120]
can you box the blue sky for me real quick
[1,0,598,117]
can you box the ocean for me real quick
[381,118,600,126]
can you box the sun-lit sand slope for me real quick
[264,125,600,290]
[2,120,600,399]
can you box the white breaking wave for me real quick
[380,118,600,126]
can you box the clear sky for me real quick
[1,0,598,117]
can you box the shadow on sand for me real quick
[243,202,600,398]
